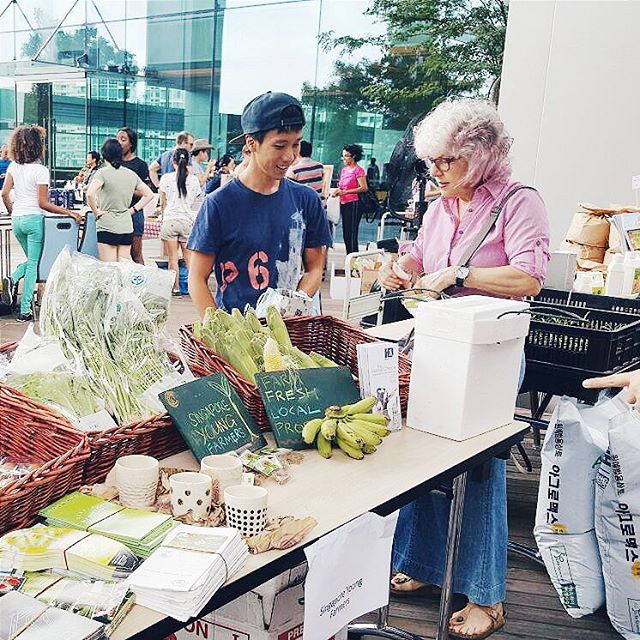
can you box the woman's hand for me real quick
[378,262,408,291]
[583,371,640,407]
[331,189,342,198]
[415,267,457,295]
[93,210,107,220]
[71,210,84,224]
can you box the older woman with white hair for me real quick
[379,98,550,639]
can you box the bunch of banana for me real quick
[302,397,391,460]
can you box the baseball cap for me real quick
[229,92,305,143]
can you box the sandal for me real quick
[390,572,441,597]
[448,602,506,640]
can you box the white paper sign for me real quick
[303,511,398,640]
[632,175,640,191]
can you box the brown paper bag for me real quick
[565,211,610,248]
[558,240,606,263]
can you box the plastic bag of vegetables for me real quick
[39,248,187,424]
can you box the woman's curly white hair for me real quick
[414,98,512,187]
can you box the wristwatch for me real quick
[455,266,470,288]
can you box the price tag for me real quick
[632,175,640,190]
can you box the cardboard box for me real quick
[171,575,348,640]
[171,565,336,640]
[359,267,380,295]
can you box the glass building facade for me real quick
[0,0,404,187]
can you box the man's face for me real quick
[247,129,302,181]
[180,136,195,151]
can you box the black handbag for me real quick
[358,188,381,222]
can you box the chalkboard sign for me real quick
[255,367,361,450]
[160,373,266,461]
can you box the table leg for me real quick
[349,473,468,640]
[435,472,467,640]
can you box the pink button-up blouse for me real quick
[409,178,550,286]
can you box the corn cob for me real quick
[284,345,317,368]
[244,306,265,334]
[266,305,292,349]
[309,351,339,367]
[263,337,289,372]
[223,336,259,382]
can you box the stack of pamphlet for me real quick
[0,527,139,581]
[0,571,134,636]
[127,525,248,621]
[40,492,176,558]
[0,590,106,639]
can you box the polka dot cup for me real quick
[169,472,212,520]
[224,485,268,537]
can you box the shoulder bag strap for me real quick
[457,185,537,268]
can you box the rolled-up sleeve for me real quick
[408,225,426,273]
[503,189,551,284]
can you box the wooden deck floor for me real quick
[354,434,620,639]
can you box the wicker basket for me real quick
[179,315,412,430]
[0,342,186,486]
[0,374,91,535]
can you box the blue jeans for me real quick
[392,353,527,605]
[11,214,43,314]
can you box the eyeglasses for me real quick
[426,156,459,172]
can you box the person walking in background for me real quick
[117,127,150,264]
[286,139,324,196]
[86,138,154,263]
[204,153,236,195]
[191,139,213,188]
[331,143,368,255]
[148,130,194,188]
[75,150,100,194]
[367,156,380,190]
[159,148,201,296]
[0,125,83,321]
[0,145,10,214]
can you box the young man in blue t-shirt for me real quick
[187,92,332,316]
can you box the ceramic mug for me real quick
[200,454,243,503]
[114,455,159,508]
[169,471,212,519]
[224,484,268,536]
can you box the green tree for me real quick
[321,0,508,129]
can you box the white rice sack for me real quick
[595,411,640,639]
[535,395,624,536]
[534,394,626,617]
[537,532,605,618]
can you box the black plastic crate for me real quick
[535,287,640,315]
[525,302,640,376]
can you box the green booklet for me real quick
[40,492,173,554]
[39,492,122,530]
[159,373,266,461]
[255,366,361,449]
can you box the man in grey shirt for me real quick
[149,130,194,187]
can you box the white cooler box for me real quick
[407,295,530,441]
